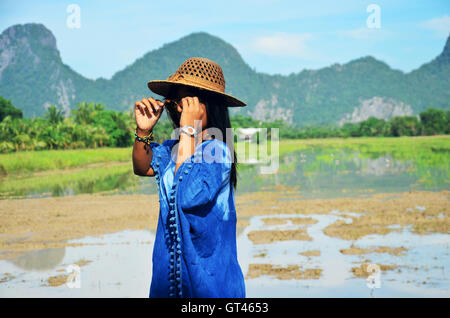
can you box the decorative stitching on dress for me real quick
[158,140,213,297]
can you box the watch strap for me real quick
[180,125,198,136]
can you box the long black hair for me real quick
[164,86,238,190]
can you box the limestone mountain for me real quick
[0,23,448,127]
[0,24,91,116]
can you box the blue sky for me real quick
[1,0,449,79]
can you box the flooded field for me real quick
[241,214,449,297]
[0,137,449,297]
[1,137,449,200]
[0,211,448,297]
[0,190,448,297]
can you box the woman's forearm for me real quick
[132,128,154,176]
[175,133,196,176]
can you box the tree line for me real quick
[0,97,135,153]
[229,109,449,139]
[272,108,450,139]
[0,96,448,153]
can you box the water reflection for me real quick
[236,148,449,197]
[0,147,448,200]
[9,247,66,271]
[0,164,158,199]
[0,230,155,297]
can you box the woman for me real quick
[132,57,246,298]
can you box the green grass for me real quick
[275,136,450,158]
[0,147,132,174]
[236,136,450,165]
[1,136,449,174]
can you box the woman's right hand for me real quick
[134,97,165,133]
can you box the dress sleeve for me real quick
[177,139,232,212]
[149,139,177,177]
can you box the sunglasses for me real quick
[163,98,182,126]
[163,98,182,110]
[164,94,206,109]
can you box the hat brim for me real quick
[147,80,246,107]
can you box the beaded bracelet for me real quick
[134,128,154,146]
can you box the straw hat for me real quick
[147,57,246,107]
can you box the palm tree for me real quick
[110,111,134,147]
[13,134,31,151]
[0,115,13,139]
[72,102,105,125]
[45,105,65,124]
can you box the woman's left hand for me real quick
[179,96,205,127]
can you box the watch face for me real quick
[181,126,197,136]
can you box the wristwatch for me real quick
[180,125,198,137]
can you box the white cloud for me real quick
[250,32,313,58]
[419,15,450,38]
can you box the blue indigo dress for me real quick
[148,138,246,298]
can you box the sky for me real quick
[1,0,449,80]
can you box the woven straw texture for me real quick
[148,57,246,107]
[173,57,225,92]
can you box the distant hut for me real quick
[236,128,261,143]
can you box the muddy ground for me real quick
[0,190,448,282]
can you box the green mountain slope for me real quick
[0,23,448,127]
[0,24,94,116]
